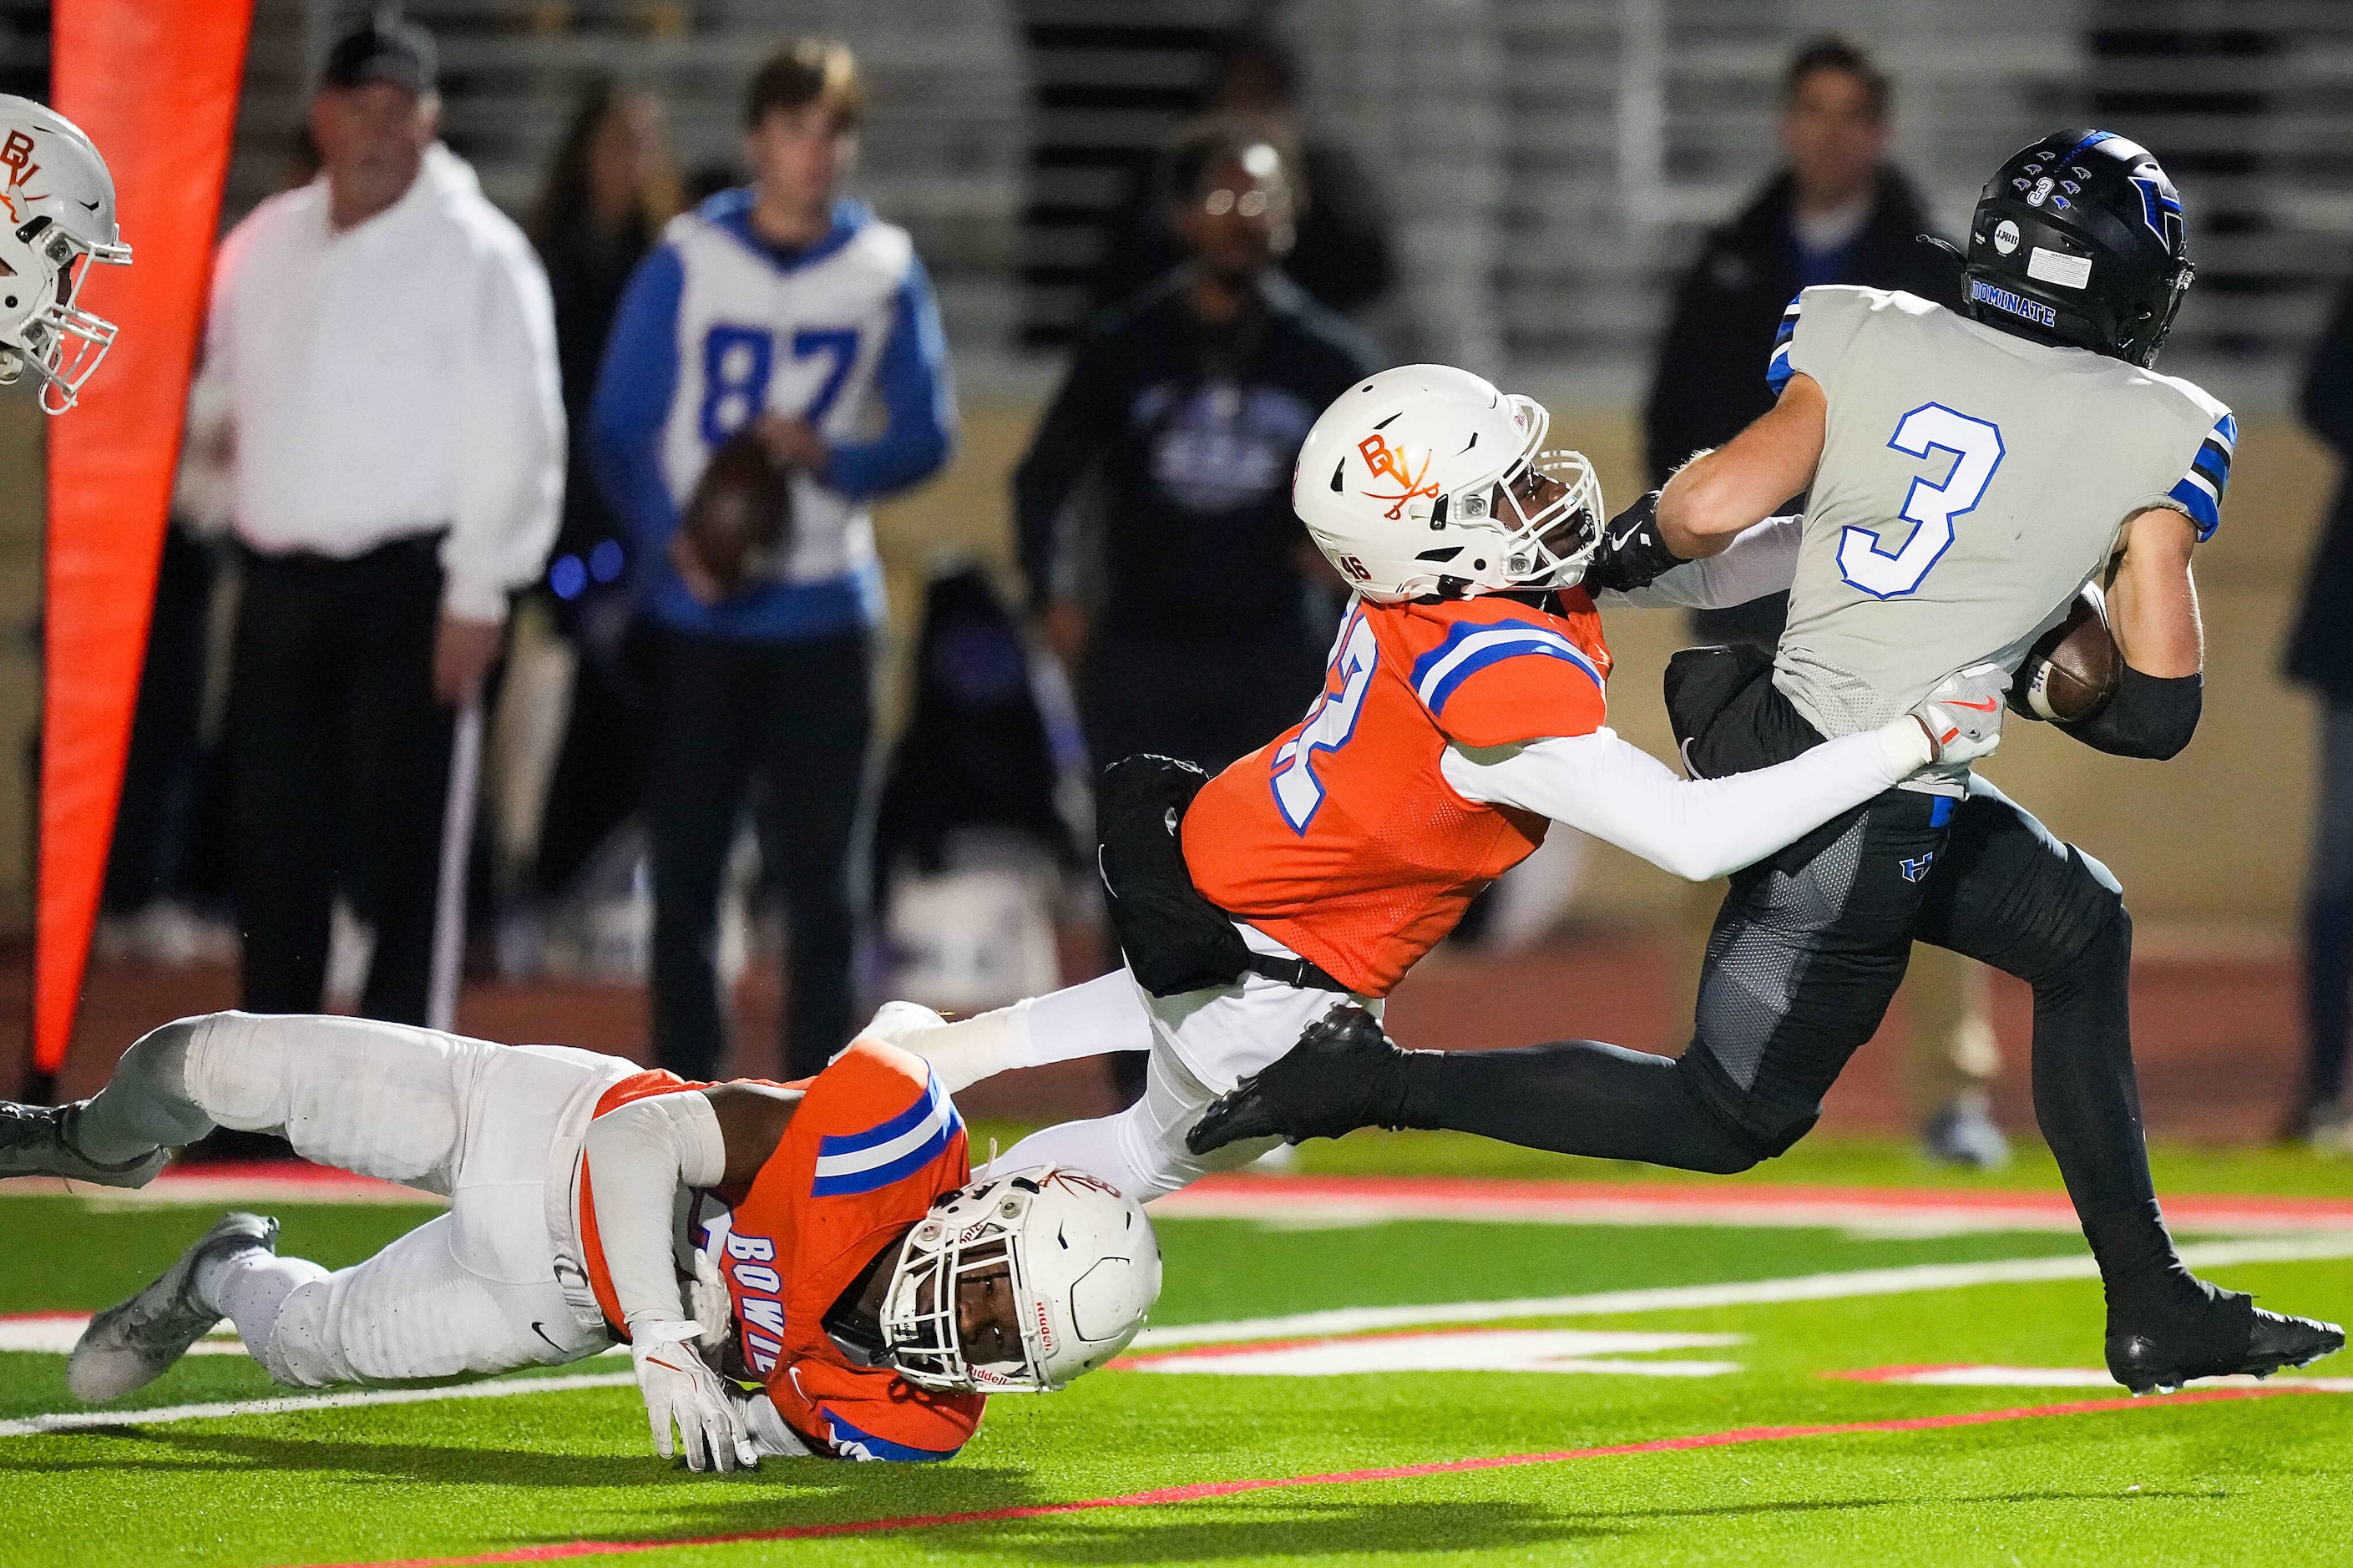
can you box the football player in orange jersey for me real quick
[0,1010,1159,1468]
[890,365,2007,1206]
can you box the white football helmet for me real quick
[0,96,131,412]
[1292,364,1603,602]
[883,1163,1161,1393]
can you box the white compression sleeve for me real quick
[900,969,1157,1091]
[1595,514,1802,611]
[583,1093,726,1333]
[1440,721,1930,883]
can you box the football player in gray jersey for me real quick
[1188,130,2340,1393]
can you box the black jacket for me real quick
[1015,270,1380,642]
[2290,275,2353,699]
[1642,167,1962,488]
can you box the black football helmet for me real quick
[1960,130,2193,367]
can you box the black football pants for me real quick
[228,535,453,1024]
[645,627,873,1081]
[1405,775,2168,1270]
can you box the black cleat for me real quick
[2106,1287,2344,1395]
[1187,1003,1410,1156]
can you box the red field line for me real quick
[301,1386,2308,1568]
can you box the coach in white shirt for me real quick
[205,17,561,1030]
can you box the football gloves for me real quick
[1579,490,1686,595]
[1907,663,2009,766]
[629,1318,757,1472]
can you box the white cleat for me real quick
[861,1000,949,1050]
[0,1100,169,1188]
[68,1211,277,1403]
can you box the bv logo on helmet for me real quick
[0,129,40,222]
[1356,432,1441,521]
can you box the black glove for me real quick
[1581,490,1688,594]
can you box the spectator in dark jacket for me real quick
[1019,125,1380,1104]
[1644,36,1961,542]
[1641,37,1999,1170]
[2285,275,2353,1145]
[524,78,676,908]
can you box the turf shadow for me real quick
[0,1426,1038,1504]
[954,1489,2229,1563]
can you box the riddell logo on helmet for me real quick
[1356,432,1441,521]
[1035,1300,1056,1353]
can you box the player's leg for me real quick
[988,968,1339,1201]
[70,1034,622,1398]
[1192,793,1943,1170]
[753,629,873,1078]
[891,969,1157,1093]
[8,1011,481,1189]
[1915,775,2342,1388]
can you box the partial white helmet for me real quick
[0,96,131,412]
[883,1163,1161,1393]
[1292,364,1603,602]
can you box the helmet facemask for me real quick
[0,217,128,413]
[882,1187,1053,1393]
[1469,396,1605,593]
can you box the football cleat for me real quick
[68,1211,278,1403]
[0,1100,169,1188]
[2105,1287,2344,1396]
[1187,1003,1411,1156]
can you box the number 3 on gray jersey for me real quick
[1840,402,2006,599]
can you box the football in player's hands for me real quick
[676,430,793,601]
[2009,584,2122,723]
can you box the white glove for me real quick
[628,1319,757,1472]
[1907,662,2007,767]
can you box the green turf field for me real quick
[3,1136,2349,1567]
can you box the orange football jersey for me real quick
[577,1039,983,1462]
[1184,591,1612,995]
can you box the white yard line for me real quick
[1129,1232,2353,1348]
[8,1232,2349,1437]
[0,1369,636,1437]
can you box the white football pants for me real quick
[95,1012,629,1387]
[982,928,1378,1203]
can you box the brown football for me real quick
[677,430,792,597]
[2009,582,2121,723]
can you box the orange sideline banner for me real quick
[36,0,251,1075]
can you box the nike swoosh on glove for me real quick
[630,1318,757,1472]
[1908,662,2009,766]
[1579,490,1685,594]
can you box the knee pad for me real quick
[1673,1049,1797,1171]
[249,1276,343,1388]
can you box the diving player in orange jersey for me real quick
[2,1014,1159,1469]
[890,364,2007,1204]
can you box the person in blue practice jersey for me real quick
[591,39,955,1079]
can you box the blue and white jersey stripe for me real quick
[1409,619,1603,721]
[2165,410,2237,539]
[810,1066,961,1197]
[1765,292,1804,394]
[822,1408,960,1462]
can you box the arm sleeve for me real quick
[442,235,567,624]
[1440,722,1927,883]
[824,255,958,500]
[1598,513,1802,610]
[584,1093,727,1333]
[1013,336,1120,611]
[2057,665,2202,760]
[588,244,686,560]
[2158,410,2237,542]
